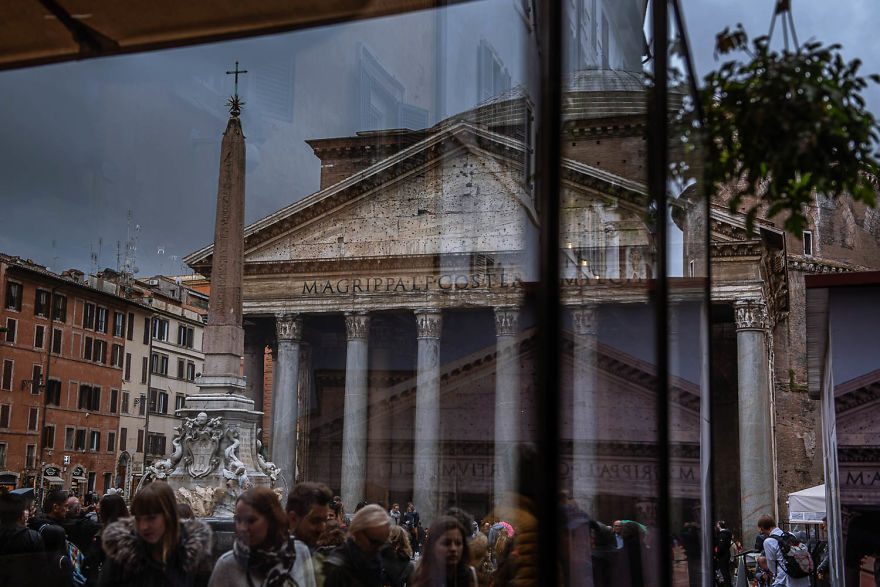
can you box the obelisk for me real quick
[200,109,246,388]
[159,66,280,514]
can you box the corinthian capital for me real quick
[344,311,370,340]
[275,313,302,342]
[734,299,768,331]
[494,306,520,337]
[570,305,598,336]
[415,309,442,339]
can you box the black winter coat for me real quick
[323,538,411,587]
[98,517,212,587]
[0,522,49,586]
[0,521,44,555]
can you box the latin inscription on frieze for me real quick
[300,269,525,296]
[293,271,649,296]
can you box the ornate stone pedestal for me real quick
[145,380,280,517]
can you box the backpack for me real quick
[767,532,814,579]
[65,539,87,586]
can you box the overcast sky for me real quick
[1,0,877,278]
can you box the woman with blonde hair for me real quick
[99,481,212,586]
[388,524,416,581]
[209,486,315,587]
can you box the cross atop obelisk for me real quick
[225,61,248,117]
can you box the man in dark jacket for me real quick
[714,521,733,586]
[0,487,48,585]
[27,488,69,532]
[402,502,420,556]
[323,504,410,587]
[62,495,101,552]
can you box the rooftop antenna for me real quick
[51,239,59,272]
[89,242,99,276]
[123,210,140,277]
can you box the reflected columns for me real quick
[273,313,302,492]
[571,305,598,514]
[494,306,520,508]
[413,309,442,525]
[735,299,774,546]
[341,311,370,509]
[243,330,267,412]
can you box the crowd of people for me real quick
[0,482,836,587]
[1,482,524,587]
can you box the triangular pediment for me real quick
[836,369,880,448]
[185,122,650,274]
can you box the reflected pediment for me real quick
[185,121,653,278]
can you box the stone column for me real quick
[413,309,442,524]
[297,345,312,484]
[243,330,266,412]
[735,299,774,546]
[571,305,598,514]
[341,311,370,509]
[493,306,520,508]
[272,314,302,491]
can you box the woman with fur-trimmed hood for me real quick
[98,482,212,587]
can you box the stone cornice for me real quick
[835,380,880,415]
[242,252,522,276]
[787,257,860,274]
[838,447,880,463]
[711,239,763,258]
[709,216,750,242]
[563,115,646,139]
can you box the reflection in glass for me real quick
[0,0,713,585]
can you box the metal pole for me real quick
[36,285,59,506]
[670,0,715,580]
[648,1,672,586]
[143,315,154,475]
[535,0,562,583]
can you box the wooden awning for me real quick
[3,0,467,71]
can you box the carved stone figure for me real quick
[256,431,280,485]
[180,412,224,478]
[221,427,251,491]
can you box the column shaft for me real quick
[735,300,774,546]
[413,310,442,524]
[571,306,598,513]
[243,335,266,412]
[341,312,370,509]
[273,314,302,492]
[494,307,520,508]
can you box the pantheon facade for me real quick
[186,70,877,539]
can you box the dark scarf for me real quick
[233,536,298,587]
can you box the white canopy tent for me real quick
[788,484,826,523]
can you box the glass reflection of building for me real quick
[180,0,838,556]
[184,0,705,534]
